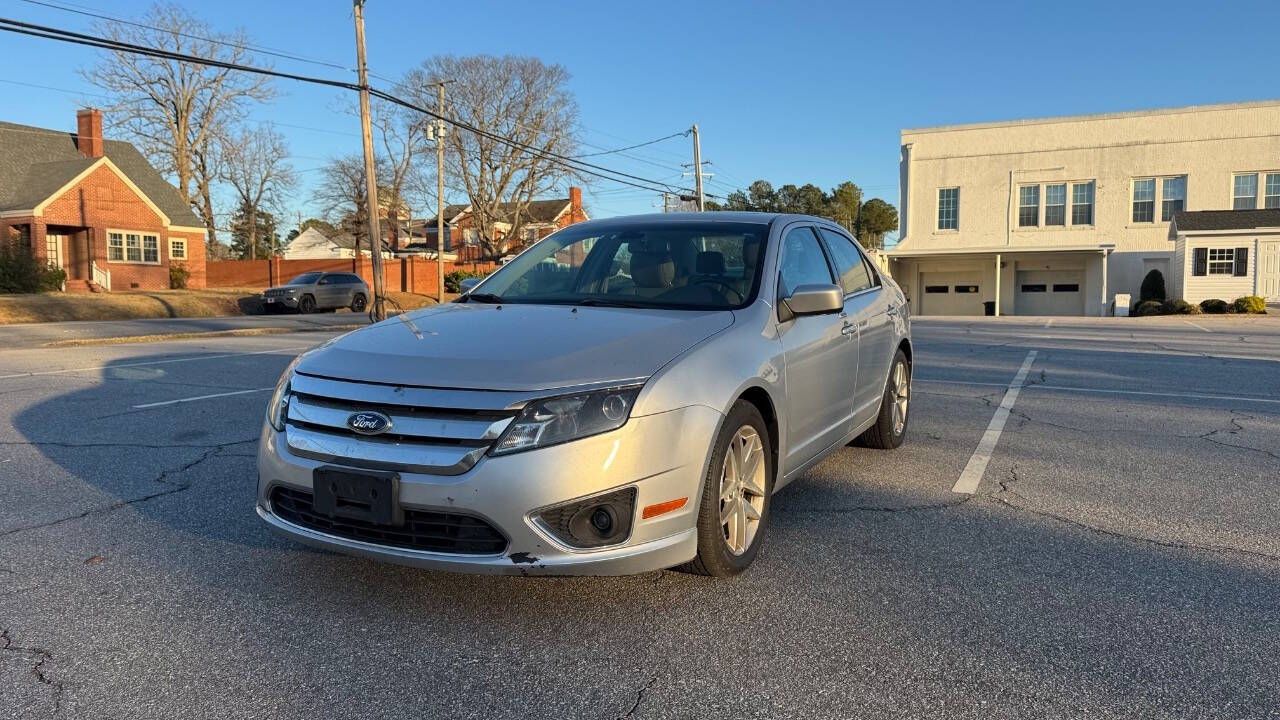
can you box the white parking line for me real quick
[916,377,1280,405]
[132,387,275,409]
[1043,319,1054,328]
[0,346,307,380]
[951,350,1037,495]
[1183,319,1212,333]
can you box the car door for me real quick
[775,224,859,476]
[816,227,895,428]
[315,274,342,308]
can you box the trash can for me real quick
[983,301,996,316]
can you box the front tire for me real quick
[679,400,774,577]
[858,349,911,449]
[297,295,316,314]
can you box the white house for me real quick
[1168,209,1280,303]
[282,227,392,260]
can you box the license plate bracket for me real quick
[312,467,402,526]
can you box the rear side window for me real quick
[817,228,874,295]
[777,227,834,298]
[345,274,363,284]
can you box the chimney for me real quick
[76,108,104,158]
[568,186,583,222]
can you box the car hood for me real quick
[295,303,734,392]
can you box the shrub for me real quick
[1232,295,1267,314]
[169,263,190,289]
[1199,298,1229,314]
[0,243,64,293]
[444,269,487,293]
[37,263,66,291]
[1132,300,1164,317]
[1139,269,1166,303]
[1161,299,1196,315]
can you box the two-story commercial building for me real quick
[888,100,1280,315]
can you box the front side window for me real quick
[937,188,959,230]
[473,220,770,310]
[1234,174,1258,210]
[1018,185,1039,227]
[1208,248,1235,275]
[777,227,834,298]
[1265,173,1280,209]
[1071,182,1095,225]
[1132,179,1155,223]
[1045,184,1066,226]
[1161,176,1186,221]
[817,228,873,295]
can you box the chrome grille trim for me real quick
[287,395,512,442]
[291,373,538,412]
[284,425,487,475]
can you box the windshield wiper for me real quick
[574,298,652,309]
[459,292,503,304]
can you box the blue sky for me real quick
[2,0,1278,236]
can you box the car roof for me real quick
[562,211,848,233]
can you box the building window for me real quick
[1132,179,1156,223]
[1071,181,1095,225]
[1044,184,1066,226]
[937,188,959,230]
[1020,284,1047,293]
[954,285,978,293]
[1053,283,1080,292]
[169,238,187,260]
[1161,176,1186,221]
[1208,248,1236,275]
[108,231,161,264]
[463,228,478,246]
[1018,185,1039,227]
[1234,174,1258,210]
[924,285,949,293]
[1266,173,1280,209]
[522,227,538,243]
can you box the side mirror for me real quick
[778,283,843,323]
[458,276,482,294]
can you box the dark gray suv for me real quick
[262,272,370,314]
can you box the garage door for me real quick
[1015,270,1084,316]
[919,272,985,316]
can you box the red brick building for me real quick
[0,109,207,291]
[414,186,588,261]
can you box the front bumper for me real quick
[262,295,300,309]
[256,405,722,575]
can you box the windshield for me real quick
[288,272,323,285]
[471,221,769,310]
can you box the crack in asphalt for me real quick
[1185,410,1280,462]
[780,495,973,514]
[1,628,64,716]
[0,439,256,451]
[615,675,657,720]
[0,440,248,540]
[990,466,1280,563]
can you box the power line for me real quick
[0,15,718,199]
[573,131,688,158]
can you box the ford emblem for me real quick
[346,411,392,436]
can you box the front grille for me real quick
[270,486,508,555]
[264,288,293,298]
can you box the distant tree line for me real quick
[707,180,898,249]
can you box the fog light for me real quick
[534,487,636,549]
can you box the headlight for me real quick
[492,385,643,455]
[266,356,303,432]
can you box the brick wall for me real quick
[206,257,497,296]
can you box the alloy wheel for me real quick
[720,425,766,556]
[891,360,910,435]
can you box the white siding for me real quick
[1179,236,1256,303]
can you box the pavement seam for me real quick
[1,628,64,716]
[615,675,657,720]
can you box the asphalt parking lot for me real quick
[2,315,1278,719]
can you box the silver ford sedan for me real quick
[257,213,912,576]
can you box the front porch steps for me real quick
[64,280,106,294]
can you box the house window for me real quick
[1265,173,1280,209]
[1161,176,1186,221]
[522,227,538,243]
[1208,248,1235,275]
[1234,174,1258,210]
[1045,184,1066,226]
[463,228,478,246]
[169,238,187,260]
[107,230,161,264]
[937,188,959,230]
[1132,179,1156,223]
[1018,185,1039,227]
[1071,181,1095,225]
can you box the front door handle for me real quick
[841,322,856,336]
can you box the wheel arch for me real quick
[735,384,779,480]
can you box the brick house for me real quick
[0,109,207,291]
[415,186,588,261]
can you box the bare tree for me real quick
[313,154,390,257]
[221,125,297,259]
[82,3,275,243]
[370,97,431,250]
[402,55,580,257]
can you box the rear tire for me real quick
[350,294,367,313]
[858,349,911,450]
[678,400,774,577]
[298,295,316,314]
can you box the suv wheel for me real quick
[298,294,316,314]
[350,294,367,313]
[680,400,773,577]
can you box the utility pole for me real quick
[436,82,446,303]
[691,123,704,211]
[353,0,386,321]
